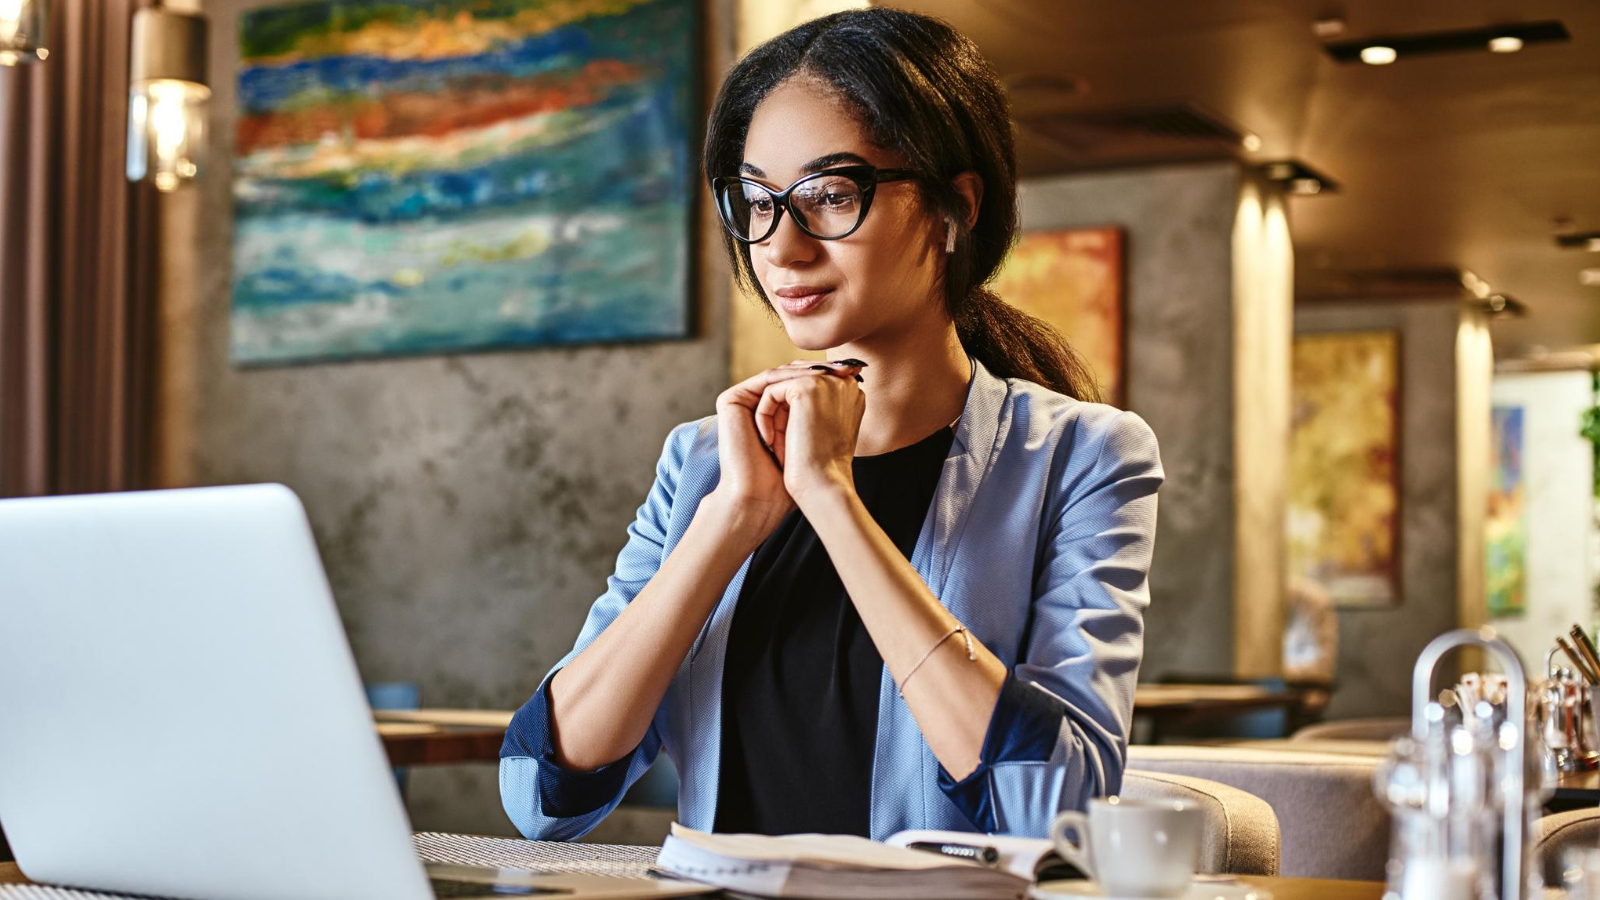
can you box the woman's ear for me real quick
[951,172,983,230]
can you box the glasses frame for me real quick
[711,165,923,244]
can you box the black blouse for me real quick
[714,425,955,836]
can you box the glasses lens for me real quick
[790,173,864,238]
[718,181,778,241]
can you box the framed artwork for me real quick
[1287,330,1401,608]
[231,0,694,365]
[1486,405,1527,617]
[989,226,1126,406]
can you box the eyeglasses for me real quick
[712,165,922,244]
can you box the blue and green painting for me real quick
[232,0,692,364]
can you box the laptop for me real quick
[0,484,706,900]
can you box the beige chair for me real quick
[1121,770,1280,876]
[1535,807,1600,887]
[1128,745,1387,880]
[1290,717,1410,742]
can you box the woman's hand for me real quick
[755,362,866,506]
[706,362,860,550]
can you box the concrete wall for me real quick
[1020,163,1247,679]
[1488,370,1597,671]
[160,0,736,836]
[1294,299,1476,718]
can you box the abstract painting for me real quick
[1486,405,1527,617]
[232,0,693,365]
[1287,331,1400,608]
[989,227,1125,405]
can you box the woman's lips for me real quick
[773,287,833,316]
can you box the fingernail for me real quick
[832,358,868,367]
[809,365,832,372]
[854,374,864,383]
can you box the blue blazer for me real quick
[500,357,1164,840]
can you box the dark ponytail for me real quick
[704,8,1103,403]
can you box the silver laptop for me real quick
[0,484,703,900]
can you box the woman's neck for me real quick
[831,320,970,457]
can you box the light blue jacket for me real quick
[500,357,1163,840]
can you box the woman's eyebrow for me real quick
[738,152,873,180]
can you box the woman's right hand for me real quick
[707,361,864,550]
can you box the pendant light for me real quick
[126,2,208,191]
[0,0,48,65]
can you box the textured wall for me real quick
[1295,299,1468,718]
[165,0,735,835]
[1488,370,1597,672]
[1019,163,1242,679]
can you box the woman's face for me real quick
[739,77,947,352]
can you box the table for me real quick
[376,709,513,766]
[0,861,1382,899]
[1132,684,1303,715]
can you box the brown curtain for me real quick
[0,0,158,498]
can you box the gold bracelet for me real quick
[897,625,976,698]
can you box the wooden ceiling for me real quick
[887,0,1600,359]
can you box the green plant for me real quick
[1584,370,1600,497]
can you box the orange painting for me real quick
[990,227,1125,405]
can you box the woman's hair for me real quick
[704,8,1102,402]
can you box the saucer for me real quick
[1029,878,1272,900]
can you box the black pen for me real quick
[905,841,1000,867]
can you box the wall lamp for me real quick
[126,3,210,192]
[0,0,47,64]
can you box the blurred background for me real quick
[1,0,1597,844]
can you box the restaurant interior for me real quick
[3,0,1600,898]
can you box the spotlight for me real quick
[1242,133,1262,152]
[1487,35,1524,53]
[1361,45,1397,65]
[1259,160,1339,196]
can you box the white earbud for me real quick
[944,217,957,254]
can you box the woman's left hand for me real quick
[756,364,866,504]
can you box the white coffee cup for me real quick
[1049,797,1202,898]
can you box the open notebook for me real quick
[655,825,1074,899]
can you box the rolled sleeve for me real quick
[500,674,639,819]
[940,409,1164,835]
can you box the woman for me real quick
[500,8,1162,840]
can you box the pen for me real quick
[905,841,1000,867]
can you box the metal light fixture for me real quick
[0,0,48,65]
[126,4,209,192]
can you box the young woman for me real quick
[500,8,1162,840]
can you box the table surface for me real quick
[378,689,1309,768]
[0,861,1382,899]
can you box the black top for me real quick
[714,425,955,836]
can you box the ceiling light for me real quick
[1555,231,1600,251]
[1360,45,1397,65]
[1259,160,1339,196]
[1582,268,1600,287]
[1242,133,1262,152]
[1325,21,1569,64]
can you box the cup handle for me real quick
[1050,811,1094,881]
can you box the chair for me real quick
[1290,717,1410,742]
[1535,806,1600,888]
[1121,770,1280,876]
[1128,744,1388,880]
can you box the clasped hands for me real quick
[709,359,867,543]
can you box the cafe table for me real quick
[0,859,1384,899]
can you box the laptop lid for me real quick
[0,484,433,900]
